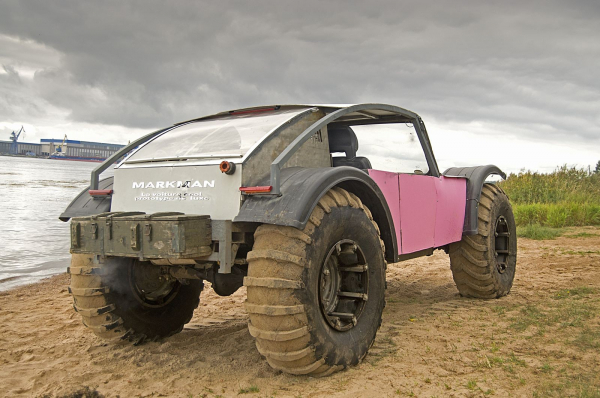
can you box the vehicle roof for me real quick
[175,103,420,126]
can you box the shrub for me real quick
[499,166,600,205]
[500,166,600,228]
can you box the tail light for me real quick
[239,186,272,194]
[89,189,113,197]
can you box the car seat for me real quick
[328,125,372,170]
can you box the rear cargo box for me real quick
[70,212,212,259]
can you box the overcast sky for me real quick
[1,0,599,174]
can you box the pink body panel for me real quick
[398,174,436,253]
[434,177,467,247]
[368,169,402,252]
[368,170,467,255]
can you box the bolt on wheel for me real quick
[319,239,369,332]
[494,216,511,274]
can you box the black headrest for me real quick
[328,125,358,159]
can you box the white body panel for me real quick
[111,164,242,220]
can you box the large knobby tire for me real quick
[244,187,386,376]
[68,255,202,343]
[449,184,517,298]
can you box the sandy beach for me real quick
[1,228,599,397]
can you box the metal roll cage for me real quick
[88,103,440,194]
[269,103,440,195]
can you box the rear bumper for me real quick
[70,212,212,259]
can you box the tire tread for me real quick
[245,188,384,376]
[449,184,516,298]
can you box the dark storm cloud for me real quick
[0,0,599,141]
[0,64,51,122]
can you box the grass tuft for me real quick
[572,328,600,351]
[566,232,598,238]
[238,385,260,394]
[517,224,563,240]
[554,287,597,300]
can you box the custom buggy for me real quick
[61,104,517,376]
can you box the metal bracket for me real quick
[71,223,80,248]
[144,223,152,241]
[130,223,140,250]
[207,220,239,274]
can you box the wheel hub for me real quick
[130,261,180,307]
[494,216,511,274]
[319,240,369,332]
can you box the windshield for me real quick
[126,108,310,162]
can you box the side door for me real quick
[354,122,435,254]
[355,123,466,255]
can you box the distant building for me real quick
[0,140,42,156]
[0,138,125,162]
[40,138,124,160]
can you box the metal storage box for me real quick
[70,212,212,259]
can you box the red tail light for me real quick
[239,186,272,194]
[89,189,113,196]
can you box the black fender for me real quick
[59,177,113,221]
[234,167,398,262]
[443,165,507,235]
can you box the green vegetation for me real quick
[509,287,599,337]
[238,385,260,394]
[554,287,598,299]
[565,231,598,238]
[512,203,600,228]
[508,287,600,397]
[500,165,600,204]
[499,165,600,229]
[517,224,563,240]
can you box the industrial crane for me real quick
[52,134,68,156]
[9,126,25,155]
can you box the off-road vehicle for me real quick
[61,104,517,376]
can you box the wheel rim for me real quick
[494,216,511,274]
[319,240,369,332]
[129,261,180,308]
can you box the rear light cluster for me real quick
[239,186,273,194]
[89,189,113,197]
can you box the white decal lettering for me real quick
[166,181,175,188]
[204,180,215,188]
[132,182,144,189]
[156,181,165,188]
[191,180,202,188]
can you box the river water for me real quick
[0,156,112,291]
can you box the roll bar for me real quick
[269,103,440,195]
